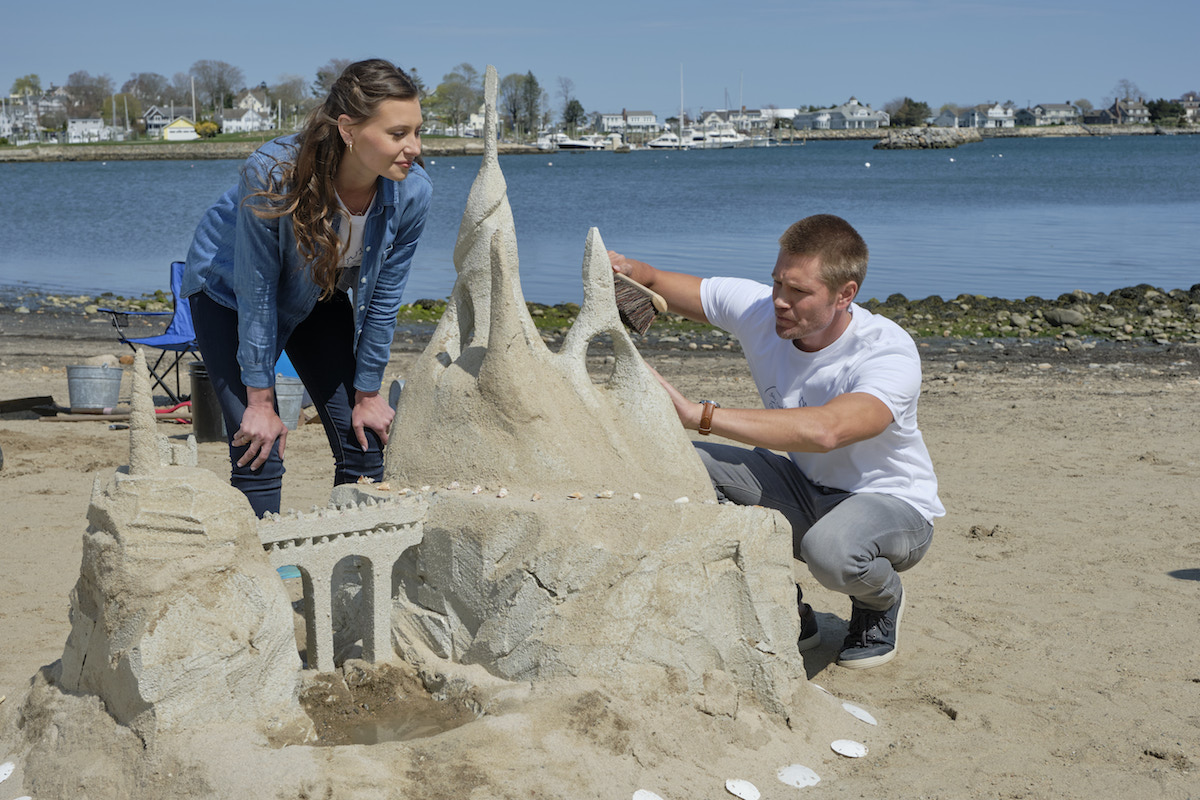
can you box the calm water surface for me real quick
[1,135,1197,305]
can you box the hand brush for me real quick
[613,272,668,335]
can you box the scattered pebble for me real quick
[419,485,431,492]
[496,487,509,498]
[777,764,820,788]
[631,492,642,500]
[595,490,614,499]
[674,496,689,504]
[448,480,461,489]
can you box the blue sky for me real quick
[4,0,1196,118]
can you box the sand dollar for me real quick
[777,763,820,787]
[831,739,868,758]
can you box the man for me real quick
[609,214,943,669]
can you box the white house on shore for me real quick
[792,97,889,130]
[67,117,112,143]
[600,110,658,134]
[218,107,273,133]
[960,103,1015,128]
[1015,103,1080,126]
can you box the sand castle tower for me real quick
[369,67,808,717]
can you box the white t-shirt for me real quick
[701,276,944,522]
[335,203,369,294]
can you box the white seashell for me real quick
[725,778,760,800]
[0,761,14,782]
[842,701,878,726]
[632,492,642,500]
[632,791,664,800]
[567,492,584,500]
[810,683,833,695]
[531,492,542,501]
[595,490,614,499]
[776,764,820,788]
[472,485,483,495]
[419,485,431,492]
[356,475,376,484]
[496,487,509,498]
[831,739,868,758]
[448,481,461,489]
[674,496,690,503]
[376,481,390,491]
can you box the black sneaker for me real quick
[837,591,905,669]
[796,584,820,653]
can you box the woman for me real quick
[182,59,431,517]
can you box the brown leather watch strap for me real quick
[698,400,720,435]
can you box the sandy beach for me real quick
[1,305,1198,798]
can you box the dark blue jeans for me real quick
[189,291,385,517]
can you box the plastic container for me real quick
[275,376,305,430]
[66,365,123,410]
[188,362,227,443]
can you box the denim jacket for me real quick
[182,134,432,392]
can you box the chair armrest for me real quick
[97,307,172,334]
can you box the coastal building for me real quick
[1016,103,1080,126]
[217,107,273,133]
[1085,99,1151,125]
[235,88,271,115]
[1179,91,1200,123]
[164,117,199,141]
[792,97,889,130]
[960,102,1015,128]
[67,117,109,143]
[142,105,172,138]
[600,110,658,134]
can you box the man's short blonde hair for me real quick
[778,214,869,293]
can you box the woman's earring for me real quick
[347,139,354,153]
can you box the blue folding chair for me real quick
[99,261,199,405]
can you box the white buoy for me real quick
[548,161,553,166]
[831,739,868,758]
[842,701,878,726]
[949,157,955,162]
[777,764,820,788]
[725,778,760,800]
[864,162,871,168]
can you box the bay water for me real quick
[1,135,1196,306]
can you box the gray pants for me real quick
[696,442,933,611]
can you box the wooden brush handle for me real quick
[614,272,668,312]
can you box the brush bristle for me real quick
[614,279,659,335]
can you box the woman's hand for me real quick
[233,387,288,469]
[352,389,394,451]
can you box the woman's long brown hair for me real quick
[250,59,419,297]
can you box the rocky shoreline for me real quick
[3,285,1198,380]
[2,124,1195,162]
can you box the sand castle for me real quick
[0,67,863,799]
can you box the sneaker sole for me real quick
[836,592,904,670]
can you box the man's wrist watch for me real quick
[697,400,720,435]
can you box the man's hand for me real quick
[645,364,704,430]
[606,250,708,323]
[352,390,394,451]
[233,386,288,469]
